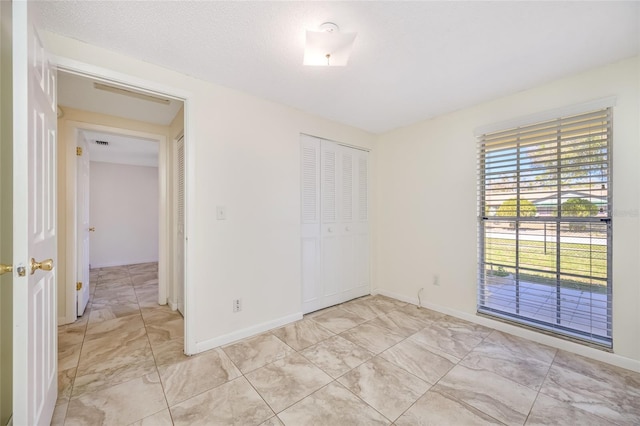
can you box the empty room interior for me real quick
[3,1,640,425]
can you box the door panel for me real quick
[176,136,185,315]
[13,2,57,424]
[355,234,370,289]
[301,135,369,314]
[341,150,353,222]
[321,141,341,303]
[321,235,341,297]
[301,237,320,303]
[77,136,90,315]
[300,135,322,312]
[321,145,337,224]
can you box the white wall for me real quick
[375,56,640,371]
[89,161,159,268]
[43,32,376,353]
[45,30,640,372]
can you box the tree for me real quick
[534,136,608,185]
[560,198,598,231]
[496,198,537,217]
[561,197,599,217]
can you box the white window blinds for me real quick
[477,107,612,347]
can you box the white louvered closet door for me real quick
[301,135,369,314]
[354,149,370,292]
[301,135,322,311]
[339,147,356,294]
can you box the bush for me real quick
[496,198,536,228]
[559,198,598,232]
[561,198,599,217]
[493,266,509,277]
[496,198,537,217]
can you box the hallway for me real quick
[54,263,184,425]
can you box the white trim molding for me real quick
[374,288,640,374]
[194,313,303,354]
[52,55,195,357]
[62,120,168,324]
[474,96,618,136]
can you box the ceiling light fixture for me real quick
[303,22,357,67]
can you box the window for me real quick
[477,107,612,347]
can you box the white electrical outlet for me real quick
[233,298,242,313]
[433,274,440,286]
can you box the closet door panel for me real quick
[300,135,321,312]
[355,233,370,290]
[321,143,338,226]
[340,148,357,293]
[301,237,321,305]
[354,150,370,295]
[322,235,341,297]
[301,136,370,314]
[320,141,340,303]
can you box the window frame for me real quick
[477,106,613,348]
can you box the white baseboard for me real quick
[194,312,303,354]
[168,299,178,310]
[57,315,77,326]
[375,288,640,374]
[90,259,159,269]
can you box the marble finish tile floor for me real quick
[53,265,640,425]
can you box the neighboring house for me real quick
[533,191,607,216]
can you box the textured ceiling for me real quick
[36,1,640,134]
[81,129,159,168]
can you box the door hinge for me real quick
[76,147,83,156]
[76,281,82,291]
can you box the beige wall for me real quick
[0,1,12,423]
[56,106,172,323]
[42,26,640,372]
[375,56,640,371]
[45,32,376,352]
[89,162,159,267]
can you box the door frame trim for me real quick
[62,120,168,323]
[54,56,195,355]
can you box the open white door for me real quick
[13,2,58,425]
[175,136,185,315]
[76,135,90,315]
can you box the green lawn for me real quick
[485,237,607,292]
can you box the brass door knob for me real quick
[30,258,53,275]
[89,227,95,232]
[0,264,12,276]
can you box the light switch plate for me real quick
[216,206,227,220]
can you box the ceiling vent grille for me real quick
[95,140,109,146]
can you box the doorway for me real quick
[56,70,188,340]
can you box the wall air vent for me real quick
[95,140,109,146]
